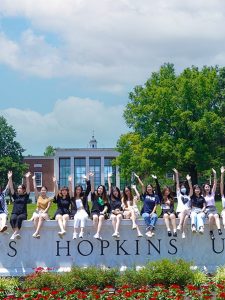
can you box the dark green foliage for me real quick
[116,64,225,184]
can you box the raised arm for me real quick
[152,174,162,200]
[212,168,217,194]
[108,173,112,195]
[8,171,14,195]
[32,175,39,199]
[90,172,95,194]
[186,174,193,197]
[221,166,224,196]
[172,168,180,193]
[53,176,58,196]
[131,184,140,202]
[68,175,73,198]
[134,173,145,194]
[25,172,31,194]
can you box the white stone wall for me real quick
[0,219,224,276]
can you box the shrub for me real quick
[0,277,19,295]
[192,270,209,287]
[214,266,225,283]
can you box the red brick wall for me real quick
[23,157,54,192]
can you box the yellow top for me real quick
[36,196,52,211]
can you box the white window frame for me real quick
[34,172,42,187]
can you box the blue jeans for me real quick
[142,212,158,229]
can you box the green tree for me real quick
[116,64,225,184]
[0,116,27,187]
[44,145,55,156]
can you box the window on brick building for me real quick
[34,172,42,187]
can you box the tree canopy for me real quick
[44,145,55,156]
[0,116,27,187]
[116,64,225,184]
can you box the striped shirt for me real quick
[0,187,8,214]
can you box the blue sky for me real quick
[0,0,225,155]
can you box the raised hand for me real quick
[82,174,87,179]
[131,184,136,189]
[151,174,157,179]
[172,168,178,174]
[68,175,72,182]
[108,173,112,178]
[133,173,139,178]
[8,171,13,179]
[25,172,31,178]
[212,168,217,175]
[32,175,36,180]
[186,174,191,181]
[221,166,225,174]
[52,176,57,182]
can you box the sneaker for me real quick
[58,232,64,239]
[199,227,204,234]
[132,225,137,230]
[32,233,40,239]
[10,233,15,240]
[173,232,177,237]
[116,233,120,238]
[93,233,102,240]
[177,225,181,231]
[73,232,78,240]
[182,232,186,239]
[192,225,197,233]
[151,232,155,236]
[15,234,21,239]
[137,233,143,237]
[79,232,84,238]
[112,232,118,237]
[145,232,152,238]
[218,229,222,235]
[167,231,172,237]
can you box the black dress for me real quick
[10,193,29,229]
[53,195,71,218]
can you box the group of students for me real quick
[0,167,225,241]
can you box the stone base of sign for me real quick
[0,219,224,276]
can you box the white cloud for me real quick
[0,97,127,154]
[0,0,225,91]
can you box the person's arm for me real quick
[131,184,140,201]
[90,172,95,194]
[68,175,73,198]
[53,176,58,196]
[186,174,193,197]
[172,168,180,193]
[212,168,217,194]
[25,172,31,194]
[134,173,145,194]
[107,173,111,195]
[7,171,14,195]
[43,200,51,214]
[32,175,39,199]
[202,199,206,212]
[221,166,224,196]
[152,175,162,200]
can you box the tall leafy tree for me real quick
[116,64,225,184]
[44,145,55,156]
[0,116,27,187]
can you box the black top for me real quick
[70,180,91,216]
[12,193,29,215]
[191,195,206,209]
[110,197,123,211]
[141,193,160,214]
[91,193,110,214]
[53,195,71,215]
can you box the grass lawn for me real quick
[6,199,223,220]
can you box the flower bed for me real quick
[1,282,225,299]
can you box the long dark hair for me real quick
[202,183,212,196]
[58,186,70,198]
[110,186,121,201]
[96,185,108,203]
[162,186,174,205]
[122,186,134,207]
[74,185,84,199]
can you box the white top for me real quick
[204,192,215,207]
[176,190,191,213]
[222,195,225,209]
[76,199,83,209]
